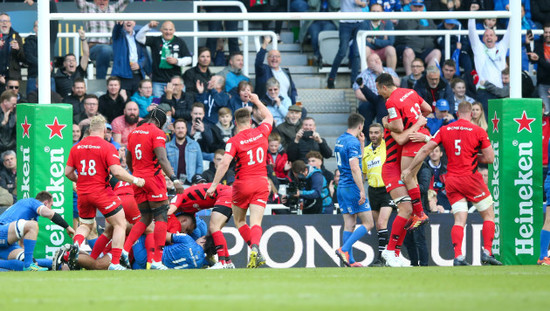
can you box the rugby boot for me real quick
[120,250,131,268]
[108,263,127,270]
[481,250,502,266]
[382,249,403,267]
[537,257,550,265]
[150,260,168,270]
[335,248,351,267]
[67,245,81,270]
[453,255,470,266]
[23,263,48,271]
[405,212,430,231]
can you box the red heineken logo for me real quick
[491,111,500,133]
[45,117,67,139]
[21,116,31,138]
[514,111,535,133]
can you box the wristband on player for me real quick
[169,175,178,182]
[51,213,69,229]
[424,135,430,143]
[132,177,139,185]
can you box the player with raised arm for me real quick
[122,108,185,270]
[333,113,375,267]
[205,91,273,268]
[65,115,145,270]
[402,101,502,266]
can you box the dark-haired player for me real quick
[206,92,273,268]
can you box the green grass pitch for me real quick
[0,266,548,311]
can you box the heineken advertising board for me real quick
[16,104,73,259]
[488,98,543,265]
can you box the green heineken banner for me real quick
[16,104,73,259]
[488,98,543,265]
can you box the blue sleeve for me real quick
[301,173,323,199]
[189,217,207,240]
[348,139,362,160]
[255,48,268,77]
[171,233,195,244]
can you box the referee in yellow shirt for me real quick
[362,123,396,266]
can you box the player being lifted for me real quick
[402,101,502,266]
[123,108,185,270]
[206,91,273,268]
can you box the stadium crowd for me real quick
[1,0,550,269]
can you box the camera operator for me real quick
[282,160,326,214]
[187,102,215,161]
[287,117,332,162]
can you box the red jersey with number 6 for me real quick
[226,122,272,179]
[431,119,491,176]
[67,136,120,195]
[386,88,424,131]
[127,122,167,177]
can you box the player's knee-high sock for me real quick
[0,259,24,271]
[342,225,368,253]
[250,225,262,249]
[212,231,228,264]
[482,220,495,255]
[395,226,408,256]
[153,221,167,262]
[124,221,147,252]
[73,234,86,248]
[35,258,52,269]
[23,239,36,268]
[145,233,155,264]
[238,225,251,247]
[451,225,464,258]
[387,216,407,251]
[377,228,389,258]
[343,230,356,263]
[87,238,97,249]
[540,230,550,260]
[111,248,122,265]
[408,187,423,217]
[90,234,110,259]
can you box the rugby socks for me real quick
[23,239,36,268]
[387,216,408,251]
[87,238,97,249]
[395,226,407,256]
[0,259,24,271]
[343,230,356,263]
[451,225,464,258]
[540,230,550,260]
[377,229,389,258]
[90,234,110,259]
[482,221,495,255]
[212,231,228,264]
[73,234,86,248]
[342,225,368,253]
[111,248,122,265]
[35,258,52,269]
[408,186,423,217]
[153,221,168,262]
[145,233,155,264]
[124,221,147,252]
[250,225,263,248]
[238,225,251,247]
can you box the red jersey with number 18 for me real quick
[67,136,120,195]
[127,122,167,177]
[226,122,272,179]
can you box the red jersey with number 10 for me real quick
[127,122,167,177]
[67,136,120,195]
[225,122,272,179]
[386,88,425,131]
[432,119,491,176]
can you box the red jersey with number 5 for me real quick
[67,136,120,195]
[127,122,167,177]
[225,122,272,179]
[386,88,424,130]
[432,119,491,176]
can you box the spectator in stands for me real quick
[363,3,397,70]
[63,78,88,119]
[104,123,120,150]
[188,102,215,160]
[287,117,333,162]
[211,107,234,151]
[326,0,366,89]
[202,149,235,185]
[4,79,24,103]
[528,22,550,113]
[267,132,291,183]
[229,80,253,114]
[460,0,494,12]
[531,0,550,28]
[427,99,455,135]
[441,59,459,83]
[299,0,339,67]
[261,77,291,126]
[203,0,240,65]
[159,75,194,121]
[217,52,249,94]
[495,0,531,28]
[0,13,24,91]
[0,150,16,203]
[136,21,192,97]
[395,0,441,76]
[450,77,475,112]
[436,20,464,63]
[98,77,128,123]
[131,79,160,118]
[196,75,230,125]
[357,78,388,139]
[75,0,132,79]
[72,123,82,144]
[111,101,142,146]
[26,79,63,104]
[277,104,303,150]
[471,101,488,131]
[0,91,16,154]
[111,21,148,97]
[255,36,298,104]
[166,118,203,185]
[183,47,213,97]
[480,67,510,98]
[54,29,89,99]
[245,0,284,41]
[400,58,425,89]
[418,144,451,213]
[157,103,175,136]
[414,65,455,114]
[75,94,101,126]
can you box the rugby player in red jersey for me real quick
[205,92,273,268]
[402,101,502,266]
[65,115,145,270]
[375,73,433,266]
[123,108,185,270]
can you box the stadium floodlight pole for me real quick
[37,0,51,105]
[509,1,521,99]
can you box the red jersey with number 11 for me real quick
[225,122,272,179]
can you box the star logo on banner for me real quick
[21,116,31,139]
[491,111,500,133]
[45,117,67,139]
[514,111,536,133]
